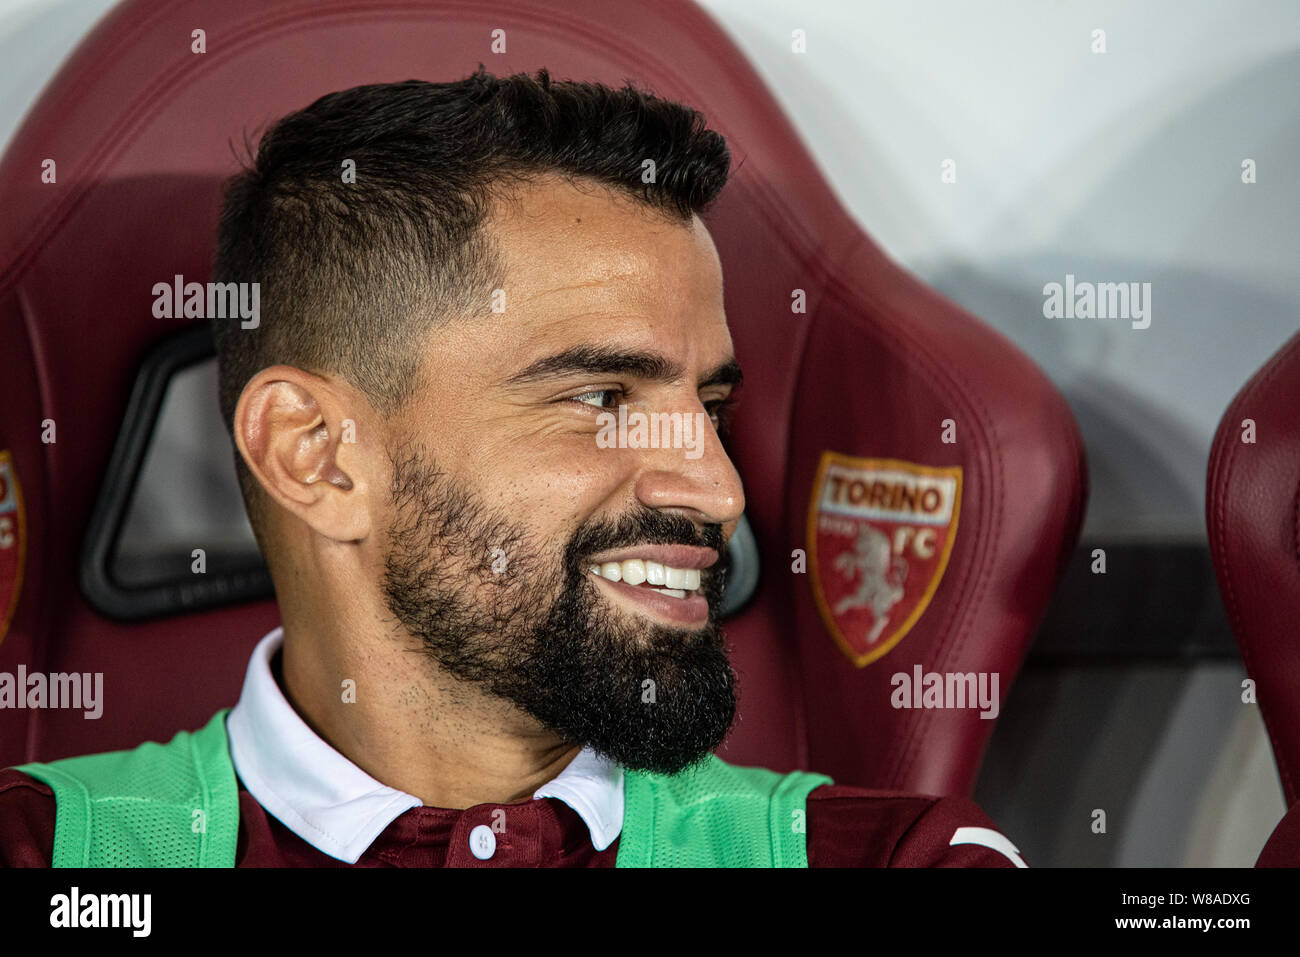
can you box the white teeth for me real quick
[589,558,702,594]
[621,559,647,585]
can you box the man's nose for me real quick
[629,411,745,526]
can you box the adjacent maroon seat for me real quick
[1208,330,1300,807]
[0,0,1086,795]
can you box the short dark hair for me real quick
[210,65,731,552]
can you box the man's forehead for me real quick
[482,175,731,373]
[490,172,706,266]
[489,171,687,236]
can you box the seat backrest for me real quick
[1207,330,1300,806]
[0,0,1086,795]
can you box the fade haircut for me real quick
[210,66,731,555]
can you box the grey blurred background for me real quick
[3,0,1296,865]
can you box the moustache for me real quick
[564,506,729,581]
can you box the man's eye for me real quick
[705,398,727,419]
[571,388,623,409]
[707,397,737,433]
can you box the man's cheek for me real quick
[475,532,564,587]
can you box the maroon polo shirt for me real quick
[0,766,1020,867]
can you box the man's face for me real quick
[380,176,746,775]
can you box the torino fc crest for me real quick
[808,453,962,667]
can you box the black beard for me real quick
[380,440,736,775]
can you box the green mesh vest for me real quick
[14,710,831,867]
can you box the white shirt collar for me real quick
[226,626,624,864]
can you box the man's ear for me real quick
[233,365,373,542]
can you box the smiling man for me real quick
[0,67,1024,868]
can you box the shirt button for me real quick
[469,824,497,860]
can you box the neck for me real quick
[276,618,582,809]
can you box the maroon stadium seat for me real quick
[0,0,1086,795]
[1208,330,1300,807]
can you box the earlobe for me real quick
[234,367,371,542]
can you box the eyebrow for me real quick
[505,345,743,390]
